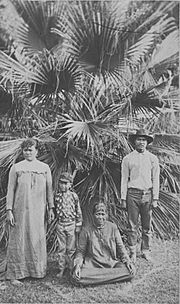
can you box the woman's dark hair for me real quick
[21,138,38,150]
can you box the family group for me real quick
[0,128,159,287]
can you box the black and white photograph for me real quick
[0,0,179,303]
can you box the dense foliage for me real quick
[0,0,179,251]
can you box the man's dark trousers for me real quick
[127,188,152,251]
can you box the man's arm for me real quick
[120,156,129,208]
[152,155,160,201]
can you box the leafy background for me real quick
[0,0,179,251]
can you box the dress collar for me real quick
[93,221,106,230]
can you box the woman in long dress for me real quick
[4,138,54,285]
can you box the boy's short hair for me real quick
[21,138,38,150]
[59,172,73,183]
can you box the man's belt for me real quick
[128,188,152,195]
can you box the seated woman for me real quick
[72,201,135,286]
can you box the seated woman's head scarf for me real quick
[93,202,107,215]
[92,202,108,228]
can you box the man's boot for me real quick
[129,245,137,264]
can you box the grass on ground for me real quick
[0,239,179,304]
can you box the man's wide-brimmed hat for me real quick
[129,128,154,144]
[59,172,73,183]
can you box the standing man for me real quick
[120,129,160,263]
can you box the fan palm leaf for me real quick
[153,134,180,153]
[75,155,120,210]
[0,50,84,116]
[53,1,123,75]
[6,0,67,54]
[152,191,179,239]
[38,117,115,160]
[0,0,179,249]
[0,139,23,170]
[0,50,47,85]
[149,30,179,70]
[53,1,177,87]
[150,133,180,193]
[0,197,9,248]
[133,1,177,35]
[0,85,12,115]
[127,16,177,66]
[29,52,83,100]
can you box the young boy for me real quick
[55,172,82,279]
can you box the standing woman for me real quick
[5,138,54,285]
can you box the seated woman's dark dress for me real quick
[72,220,134,285]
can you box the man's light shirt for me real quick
[121,150,160,200]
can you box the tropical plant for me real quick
[0,0,179,251]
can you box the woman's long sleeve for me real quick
[115,227,130,263]
[6,165,17,210]
[74,228,87,267]
[46,165,54,209]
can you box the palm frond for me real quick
[0,197,8,248]
[147,108,180,134]
[148,133,180,194]
[134,1,178,35]
[0,139,23,167]
[9,0,66,53]
[0,50,46,85]
[160,163,180,193]
[39,118,114,160]
[46,219,58,254]
[152,191,179,239]
[53,1,130,86]
[127,16,177,66]
[29,52,83,99]
[153,133,180,152]
[0,0,179,250]
[0,85,12,114]
[0,50,83,105]
[76,156,120,208]
[147,29,179,80]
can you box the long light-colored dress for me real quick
[73,221,133,285]
[5,159,54,280]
